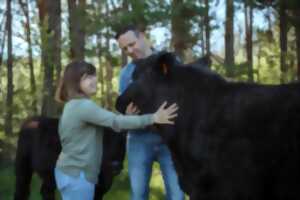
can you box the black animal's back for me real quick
[116,52,300,200]
[14,116,126,200]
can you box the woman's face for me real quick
[80,74,97,97]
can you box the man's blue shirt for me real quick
[119,63,136,94]
[119,62,156,136]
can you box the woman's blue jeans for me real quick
[127,132,184,200]
[54,168,95,200]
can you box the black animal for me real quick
[116,51,300,200]
[14,116,126,200]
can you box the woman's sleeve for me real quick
[79,100,154,132]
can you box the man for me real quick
[116,25,184,200]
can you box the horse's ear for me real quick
[156,51,178,75]
[189,55,211,68]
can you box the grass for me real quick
[104,162,165,200]
[0,161,168,200]
[0,165,61,200]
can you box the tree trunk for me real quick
[38,0,61,117]
[19,0,37,114]
[204,0,211,58]
[68,0,86,61]
[285,2,300,79]
[53,3,62,87]
[0,13,7,69]
[245,1,254,82]
[296,23,300,80]
[225,0,235,77]
[279,1,288,83]
[121,0,128,67]
[97,33,105,106]
[200,18,205,57]
[257,45,262,82]
[171,0,187,60]
[5,0,13,136]
[104,1,113,109]
[105,56,113,109]
[95,0,106,106]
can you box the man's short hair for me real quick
[115,25,140,40]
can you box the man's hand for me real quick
[125,102,141,115]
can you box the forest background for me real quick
[0,0,300,199]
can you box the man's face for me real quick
[117,30,148,60]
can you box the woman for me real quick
[54,60,178,200]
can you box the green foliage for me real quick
[109,0,172,33]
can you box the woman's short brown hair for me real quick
[55,60,96,103]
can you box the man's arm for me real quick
[119,67,127,94]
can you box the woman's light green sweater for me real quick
[56,98,154,183]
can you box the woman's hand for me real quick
[153,101,179,124]
[125,102,140,115]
